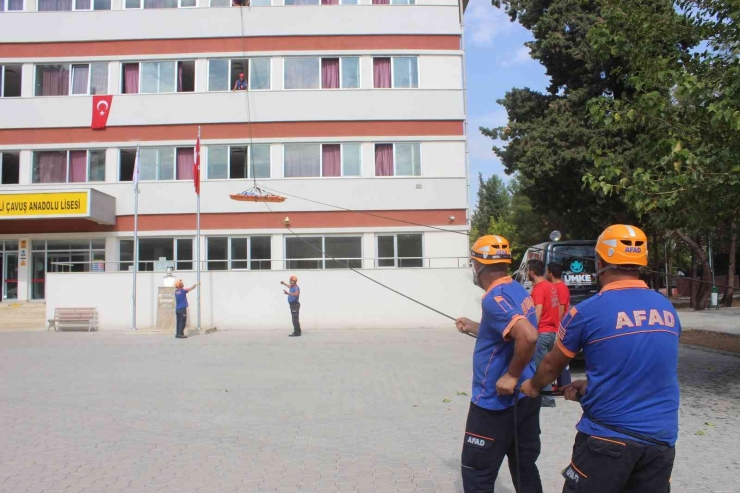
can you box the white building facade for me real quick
[0,0,477,330]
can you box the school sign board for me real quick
[0,190,116,225]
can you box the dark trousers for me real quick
[289,301,301,333]
[461,398,543,493]
[176,308,187,337]
[562,432,675,493]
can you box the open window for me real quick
[0,65,22,98]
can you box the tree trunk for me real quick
[666,239,673,298]
[690,252,697,308]
[723,222,737,307]
[674,230,712,310]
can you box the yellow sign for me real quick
[0,192,88,218]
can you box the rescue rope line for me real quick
[261,201,479,338]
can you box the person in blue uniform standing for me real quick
[174,280,198,339]
[455,235,542,493]
[522,224,680,493]
[281,275,301,337]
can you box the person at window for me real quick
[233,72,247,90]
[281,275,301,337]
[527,258,560,408]
[174,280,198,339]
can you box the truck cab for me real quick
[513,240,599,305]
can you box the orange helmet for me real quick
[470,235,512,265]
[289,275,298,282]
[595,224,648,266]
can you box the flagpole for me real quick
[132,143,140,331]
[196,127,202,331]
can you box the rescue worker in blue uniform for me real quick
[522,224,680,493]
[455,235,542,493]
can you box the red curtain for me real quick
[372,0,390,4]
[176,147,195,180]
[322,145,341,177]
[321,58,340,89]
[373,58,391,88]
[321,0,338,4]
[40,65,69,96]
[375,144,393,176]
[123,64,139,94]
[68,151,88,183]
[36,152,67,183]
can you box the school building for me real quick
[0,0,478,330]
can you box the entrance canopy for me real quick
[0,189,115,226]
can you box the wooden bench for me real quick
[48,307,99,332]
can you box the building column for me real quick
[105,236,119,272]
[272,233,284,271]
[18,150,32,185]
[362,233,375,269]
[360,55,373,89]
[17,238,30,302]
[21,64,34,97]
[105,148,118,182]
[271,57,282,91]
[361,142,374,178]
[108,62,121,94]
[195,59,208,92]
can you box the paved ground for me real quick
[677,307,740,335]
[0,329,738,493]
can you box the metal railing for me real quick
[46,256,471,273]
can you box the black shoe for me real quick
[288,332,301,337]
[176,335,188,339]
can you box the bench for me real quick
[48,307,99,332]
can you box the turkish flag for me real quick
[91,95,113,129]
[194,134,200,195]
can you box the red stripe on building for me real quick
[0,35,460,59]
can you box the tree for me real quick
[483,0,639,239]
[585,0,740,309]
[471,173,509,237]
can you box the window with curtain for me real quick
[371,0,389,3]
[207,58,271,91]
[0,65,22,98]
[373,57,418,88]
[373,58,391,88]
[287,57,358,90]
[1,0,25,10]
[285,144,359,178]
[32,150,105,184]
[284,58,320,89]
[377,234,423,267]
[374,143,420,176]
[284,144,320,177]
[285,0,319,4]
[71,0,111,9]
[122,63,139,94]
[37,0,72,10]
[175,147,195,180]
[125,0,193,8]
[205,236,271,270]
[139,148,175,181]
[286,236,361,270]
[35,63,108,96]
[207,145,270,179]
[0,152,21,185]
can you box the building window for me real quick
[372,0,414,3]
[373,56,418,88]
[285,236,361,270]
[374,143,420,177]
[30,239,106,300]
[118,147,193,181]
[35,63,108,96]
[125,0,195,9]
[206,236,271,270]
[377,234,423,267]
[0,65,21,98]
[119,238,193,272]
[285,0,357,4]
[121,61,194,94]
[284,57,360,89]
[37,0,110,10]
[208,58,270,91]
[284,143,361,178]
[207,144,270,180]
[0,152,20,184]
[0,0,24,10]
[32,150,105,184]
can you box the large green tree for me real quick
[585,0,740,308]
[483,0,639,239]
[471,173,509,237]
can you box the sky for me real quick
[463,2,549,209]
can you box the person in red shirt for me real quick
[527,259,559,407]
[547,262,572,389]
[547,262,570,319]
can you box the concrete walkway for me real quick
[677,307,740,335]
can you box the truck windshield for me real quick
[551,244,597,288]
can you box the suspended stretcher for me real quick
[229,186,286,203]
